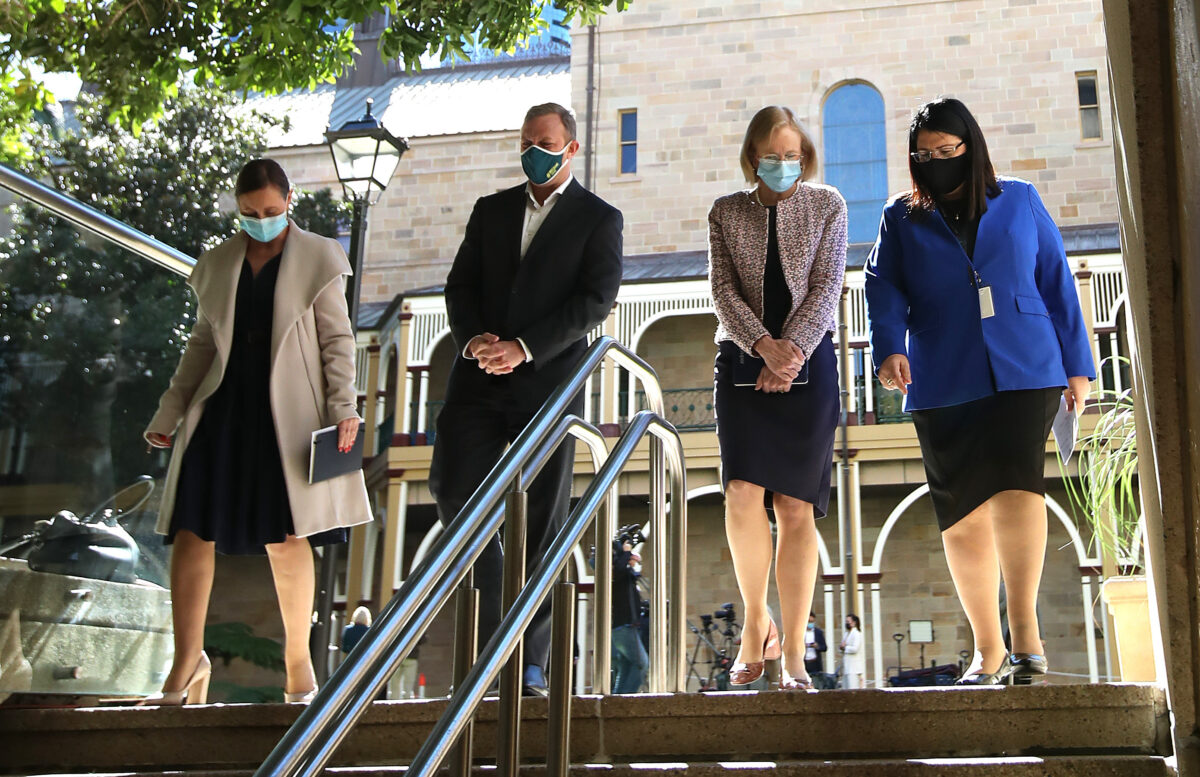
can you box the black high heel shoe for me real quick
[1010,653,1048,684]
[955,653,1015,686]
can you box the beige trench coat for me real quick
[145,221,372,538]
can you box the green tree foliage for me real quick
[0,0,629,147]
[0,88,345,509]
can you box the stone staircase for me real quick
[0,684,1173,776]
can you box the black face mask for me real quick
[917,154,970,198]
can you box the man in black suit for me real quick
[429,103,623,696]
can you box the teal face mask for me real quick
[240,213,289,243]
[756,159,803,193]
[521,145,569,185]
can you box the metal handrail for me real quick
[255,335,686,777]
[407,410,686,776]
[0,162,195,277]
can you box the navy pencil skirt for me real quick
[713,332,840,518]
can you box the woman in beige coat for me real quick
[144,159,371,705]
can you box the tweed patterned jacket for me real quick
[708,183,848,359]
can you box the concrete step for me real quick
[0,684,1171,775]
[13,756,1175,777]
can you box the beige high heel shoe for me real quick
[141,652,212,706]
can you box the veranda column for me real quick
[1102,1,1200,772]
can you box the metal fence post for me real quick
[498,483,527,777]
[547,579,577,777]
[448,570,479,777]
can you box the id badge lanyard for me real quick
[947,214,994,320]
[972,262,995,319]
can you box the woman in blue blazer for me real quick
[865,98,1095,686]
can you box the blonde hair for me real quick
[351,606,372,627]
[739,106,819,184]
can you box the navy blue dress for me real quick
[169,253,347,555]
[713,205,840,518]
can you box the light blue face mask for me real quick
[756,159,803,193]
[240,213,289,243]
[521,145,569,185]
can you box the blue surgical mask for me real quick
[757,159,802,193]
[240,213,288,243]
[521,145,569,185]
[807,622,815,630]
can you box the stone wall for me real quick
[573,0,1116,256]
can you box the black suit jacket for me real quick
[443,179,624,411]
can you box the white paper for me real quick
[1052,394,1078,464]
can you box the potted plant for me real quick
[1060,358,1154,681]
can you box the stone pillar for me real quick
[361,341,382,456]
[602,305,620,425]
[1073,262,1102,383]
[1102,1,1200,772]
[345,521,371,609]
[378,480,409,606]
[414,368,431,439]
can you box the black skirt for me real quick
[169,254,347,555]
[911,387,1062,532]
[713,332,840,518]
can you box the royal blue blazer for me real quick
[864,177,1096,411]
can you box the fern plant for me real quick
[1060,358,1142,575]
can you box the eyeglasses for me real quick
[759,152,803,164]
[910,141,966,164]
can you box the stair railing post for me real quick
[593,488,615,696]
[547,578,577,777]
[648,435,668,693]
[498,476,527,777]
[448,568,479,777]
[666,433,688,693]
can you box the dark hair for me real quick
[235,158,290,198]
[524,103,577,142]
[846,613,861,629]
[906,98,999,220]
[809,611,817,618]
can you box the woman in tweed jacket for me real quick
[709,105,847,690]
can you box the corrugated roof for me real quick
[378,59,571,138]
[248,58,570,148]
[400,223,1121,297]
[1061,223,1120,254]
[356,300,393,330]
[235,85,337,148]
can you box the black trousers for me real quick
[428,386,580,672]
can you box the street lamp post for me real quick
[311,98,408,686]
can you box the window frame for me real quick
[1076,70,1103,141]
[618,108,638,175]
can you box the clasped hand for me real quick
[469,332,525,375]
[754,335,805,393]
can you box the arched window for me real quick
[823,83,888,244]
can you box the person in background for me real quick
[840,613,865,689]
[708,105,848,690]
[341,606,371,655]
[864,98,1095,686]
[428,103,623,697]
[611,529,649,694]
[144,159,372,706]
[803,611,828,678]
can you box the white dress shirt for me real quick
[464,174,574,364]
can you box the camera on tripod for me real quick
[713,602,736,623]
[615,523,645,548]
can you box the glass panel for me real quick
[1081,107,1102,140]
[621,144,637,175]
[0,205,184,700]
[620,110,637,142]
[1077,74,1098,107]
